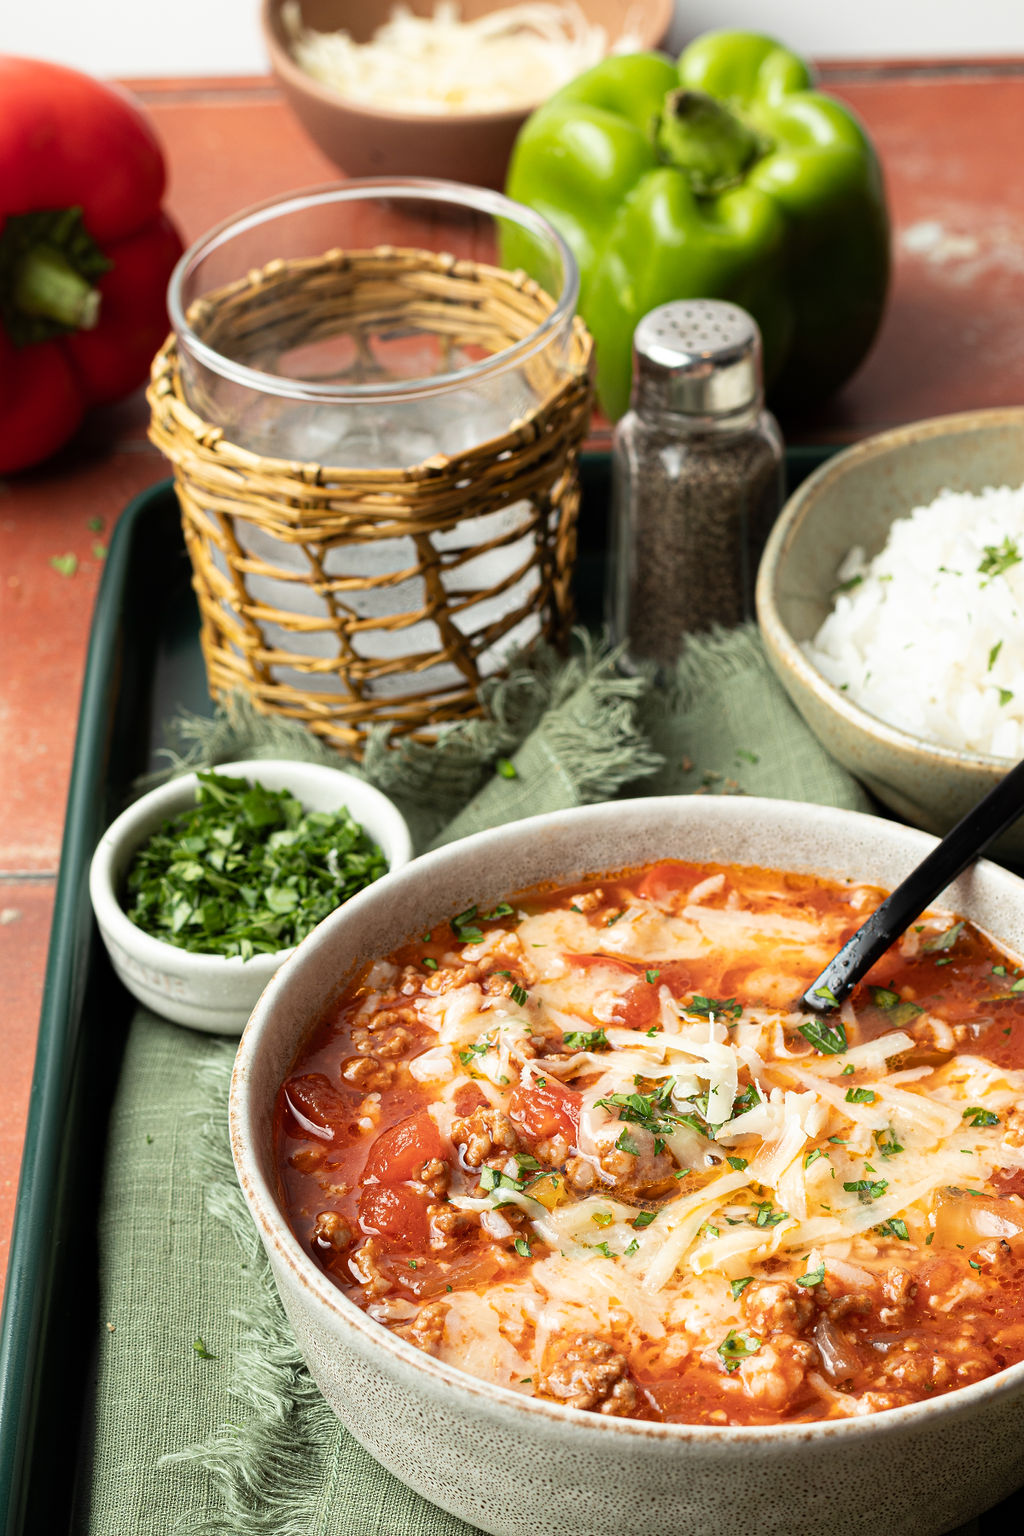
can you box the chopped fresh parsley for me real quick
[685,994,742,1021]
[845,1087,878,1105]
[624,1238,640,1256]
[645,969,660,985]
[563,1028,609,1051]
[632,1211,658,1229]
[509,982,529,1007]
[591,1211,613,1228]
[481,902,514,921]
[804,1149,825,1169]
[798,1016,848,1055]
[717,1329,761,1372]
[796,1262,825,1288]
[125,771,388,959]
[605,910,623,926]
[868,986,923,1028]
[876,1217,910,1241]
[615,1129,640,1156]
[923,920,964,953]
[452,905,484,944]
[730,1276,754,1300]
[727,1156,749,1171]
[192,1336,217,1360]
[844,1178,888,1203]
[752,1201,787,1228]
[979,537,1022,580]
[514,1237,532,1258]
[989,640,1003,671]
[480,1166,526,1196]
[590,1241,614,1258]
[458,1041,489,1067]
[874,1128,903,1158]
[962,1106,1000,1127]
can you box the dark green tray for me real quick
[1,448,1013,1534]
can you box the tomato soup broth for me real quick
[275,860,1024,1426]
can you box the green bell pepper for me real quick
[506,31,890,420]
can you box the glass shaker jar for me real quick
[607,299,783,670]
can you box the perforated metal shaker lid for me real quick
[630,299,764,417]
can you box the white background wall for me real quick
[4,0,1024,77]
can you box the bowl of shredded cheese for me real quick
[261,0,672,186]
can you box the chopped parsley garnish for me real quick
[496,758,517,779]
[451,905,484,944]
[514,1237,532,1258]
[730,1276,754,1300]
[591,1211,613,1228]
[632,1211,658,1229]
[962,1106,1000,1127]
[999,689,1014,707]
[845,1087,878,1105]
[874,1128,903,1158]
[590,1241,613,1258]
[727,1156,749,1171]
[615,1129,640,1156]
[509,982,529,1007]
[844,1178,888,1203]
[717,1329,761,1372]
[645,969,660,984]
[752,1201,787,1228]
[192,1337,217,1360]
[598,1079,690,1141]
[923,920,964,953]
[685,994,742,1021]
[563,1028,609,1051]
[796,1262,825,1288]
[480,1166,526,1196]
[841,1064,855,1075]
[804,1149,825,1169]
[733,1083,761,1114]
[624,1238,639,1256]
[481,902,514,921]
[989,640,1003,671]
[811,983,839,1008]
[606,911,624,926]
[124,770,388,959]
[979,537,1022,580]
[458,1041,489,1066]
[876,1217,910,1240]
[798,1016,848,1055]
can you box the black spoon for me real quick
[801,755,1024,1015]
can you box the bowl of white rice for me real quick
[756,407,1024,859]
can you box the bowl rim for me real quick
[231,792,1024,1445]
[88,757,413,977]
[167,177,581,406]
[259,0,675,127]
[756,404,1024,776]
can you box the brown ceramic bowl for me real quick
[261,0,674,188]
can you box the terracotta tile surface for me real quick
[3,65,1024,1307]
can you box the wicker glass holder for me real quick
[149,217,593,758]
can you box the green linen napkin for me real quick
[81,625,876,1536]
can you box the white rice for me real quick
[803,483,1024,759]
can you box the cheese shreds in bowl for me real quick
[804,483,1024,758]
[275,859,1024,1427]
[282,1,642,115]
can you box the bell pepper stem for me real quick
[656,89,766,196]
[13,244,101,331]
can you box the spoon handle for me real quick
[801,756,1024,1014]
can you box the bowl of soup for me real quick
[230,796,1024,1534]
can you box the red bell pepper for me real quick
[0,56,184,475]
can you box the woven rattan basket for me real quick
[148,246,594,758]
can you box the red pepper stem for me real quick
[13,244,101,331]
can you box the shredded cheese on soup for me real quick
[276,860,1024,1425]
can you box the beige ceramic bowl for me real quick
[231,795,1024,1536]
[757,407,1024,862]
[261,0,674,188]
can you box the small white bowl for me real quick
[89,758,413,1034]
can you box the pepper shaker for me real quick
[607,299,783,670]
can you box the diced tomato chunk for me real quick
[358,1183,431,1249]
[363,1109,443,1184]
[508,1079,581,1146]
[614,982,660,1031]
[282,1074,350,1140]
[635,861,691,904]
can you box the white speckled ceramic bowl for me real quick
[89,758,412,1034]
[231,795,1024,1536]
[756,407,1024,861]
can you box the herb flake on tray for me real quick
[124,770,387,959]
